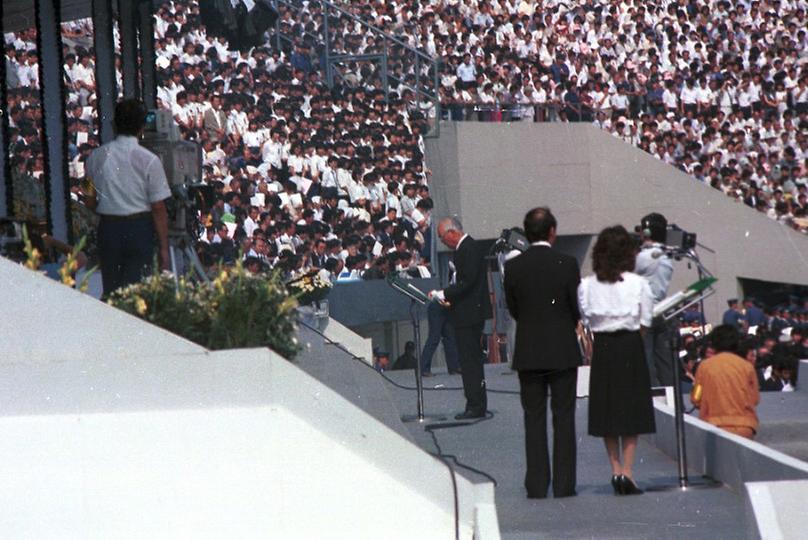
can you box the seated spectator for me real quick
[759,355,797,393]
[392,341,417,371]
[691,325,760,439]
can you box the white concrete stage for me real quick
[0,257,497,539]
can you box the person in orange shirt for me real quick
[691,325,760,439]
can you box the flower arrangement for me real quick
[286,271,333,306]
[108,262,301,359]
[22,226,95,293]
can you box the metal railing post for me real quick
[323,3,332,87]
[382,38,389,103]
[433,59,440,137]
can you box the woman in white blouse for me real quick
[578,225,656,495]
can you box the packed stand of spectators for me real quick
[150,0,439,281]
[5,0,807,280]
[679,296,808,392]
[5,29,47,223]
[332,0,808,234]
[5,20,110,248]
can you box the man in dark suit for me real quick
[431,217,492,419]
[504,207,581,499]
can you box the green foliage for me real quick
[107,263,300,359]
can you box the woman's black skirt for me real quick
[588,330,656,437]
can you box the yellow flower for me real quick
[24,248,41,270]
[134,296,148,315]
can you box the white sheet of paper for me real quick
[290,193,303,207]
[76,132,89,145]
[74,161,85,177]
[225,222,237,238]
[299,177,313,194]
[278,192,291,207]
[372,241,383,256]
[250,193,266,207]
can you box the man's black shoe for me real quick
[448,369,463,375]
[454,410,486,420]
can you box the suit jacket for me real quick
[443,236,492,328]
[204,108,227,140]
[504,245,581,371]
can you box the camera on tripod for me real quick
[493,227,529,254]
[139,110,210,281]
[635,213,696,254]
[140,109,206,238]
[664,225,697,253]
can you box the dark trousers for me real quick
[643,321,675,387]
[421,301,460,373]
[98,216,155,297]
[454,322,487,414]
[518,368,577,498]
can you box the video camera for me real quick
[635,213,696,254]
[492,227,529,254]
[140,110,207,237]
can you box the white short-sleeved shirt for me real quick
[578,272,653,332]
[86,135,171,216]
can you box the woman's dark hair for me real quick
[114,99,147,136]
[592,225,637,283]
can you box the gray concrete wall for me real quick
[652,402,808,494]
[427,122,808,322]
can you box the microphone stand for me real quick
[387,275,447,424]
[647,264,721,492]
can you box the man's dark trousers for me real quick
[644,320,675,387]
[455,321,486,413]
[98,215,155,297]
[421,301,461,373]
[518,367,577,498]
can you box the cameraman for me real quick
[83,99,171,297]
[635,213,675,386]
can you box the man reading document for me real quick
[430,217,491,420]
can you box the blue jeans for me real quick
[421,301,460,372]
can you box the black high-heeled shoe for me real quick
[611,475,623,495]
[619,475,644,495]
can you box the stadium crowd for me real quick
[330,0,808,233]
[3,1,807,396]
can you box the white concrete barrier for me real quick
[0,258,498,538]
[321,316,374,365]
[745,480,808,540]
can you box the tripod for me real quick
[168,230,209,286]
